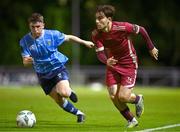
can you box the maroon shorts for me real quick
[106,68,137,88]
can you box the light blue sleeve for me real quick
[53,30,65,47]
[20,38,31,57]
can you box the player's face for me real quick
[29,22,44,38]
[95,12,109,31]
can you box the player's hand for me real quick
[149,47,158,60]
[23,56,33,66]
[107,56,118,68]
[84,41,94,48]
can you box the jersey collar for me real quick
[29,29,45,40]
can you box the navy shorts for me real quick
[36,68,69,95]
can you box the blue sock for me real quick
[62,99,78,115]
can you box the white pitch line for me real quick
[136,124,180,132]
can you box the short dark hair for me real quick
[96,5,115,18]
[28,13,44,23]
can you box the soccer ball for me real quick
[16,110,36,128]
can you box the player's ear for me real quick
[42,23,45,28]
[108,17,112,21]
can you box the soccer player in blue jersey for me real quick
[19,13,94,123]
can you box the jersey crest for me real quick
[46,39,51,46]
[29,44,36,51]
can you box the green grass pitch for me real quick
[0,85,180,132]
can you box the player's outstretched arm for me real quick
[138,26,158,60]
[65,35,94,48]
[22,56,33,67]
[139,26,154,50]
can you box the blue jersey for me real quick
[20,29,68,73]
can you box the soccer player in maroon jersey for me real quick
[91,5,158,128]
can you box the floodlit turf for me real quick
[0,85,180,132]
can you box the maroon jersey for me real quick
[92,21,140,75]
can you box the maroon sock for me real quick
[120,107,134,121]
[133,95,140,104]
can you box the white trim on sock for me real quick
[62,99,68,108]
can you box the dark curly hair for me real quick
[96,5,115,18]
[28,13,44,23]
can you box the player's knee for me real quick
[57,88,70,98]
[60,91,69,98]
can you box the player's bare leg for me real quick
[118,85,144,118]
[108,85,138,128]
[113,85,140,128]
[49,87,64,105]
[56,80,78,103]
[125,92,144,118]
[49,85,85,123]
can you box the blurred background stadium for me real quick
[0,0,180,87]
[1,1,180,131]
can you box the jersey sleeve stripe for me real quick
[127,38,138,68]
[95,47,104,52]
[135,25,140,34]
